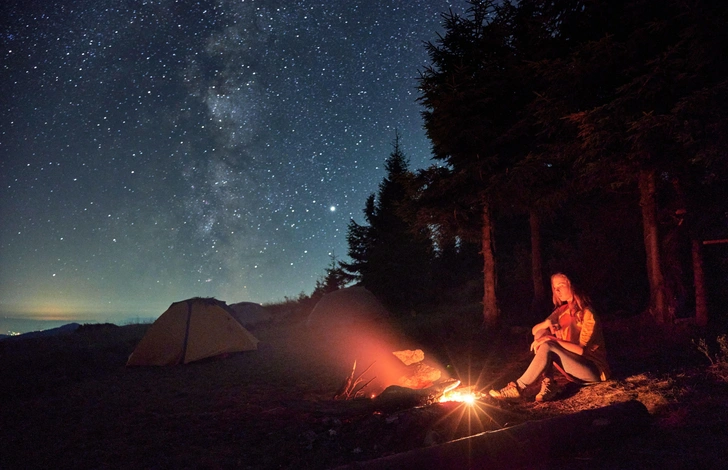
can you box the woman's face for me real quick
[552,276,574,303]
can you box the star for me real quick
[0,0,469,327]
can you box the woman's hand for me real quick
[530,334,557,353]
[532,319,553,336]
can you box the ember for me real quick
[438,381,484,404]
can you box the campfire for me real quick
[437,380,484,405]
[333,348,488,410]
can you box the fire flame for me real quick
[438,380,484,405]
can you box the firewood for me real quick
[371,382,447,412]
[317,379,461,417]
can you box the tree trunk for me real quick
[481,202,499,327]
[638,168,669,323]
[692,239,708,327]
[529,209,545,315]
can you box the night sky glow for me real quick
[1,1,467,323]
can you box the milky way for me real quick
[1,0,467,322]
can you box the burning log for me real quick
[317,379,463,418]
[371,379,461,413]
[336,399,650,469]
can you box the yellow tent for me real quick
[127,297,259,366]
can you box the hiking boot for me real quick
[489,382,522,400]
[536,377,560,402]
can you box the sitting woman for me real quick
[489,272,611,402]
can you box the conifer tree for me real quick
[341,134,434,313]
[310,254,352,303]
[417,0,728,325]
[418,1,531,326]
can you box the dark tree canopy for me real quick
[413,0,728,325]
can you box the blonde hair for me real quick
[551,273,590,313]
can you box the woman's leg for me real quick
[515,341,553,388]
[516,341,600,388]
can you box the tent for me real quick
[306,286,389,329]
[127,297,259,366]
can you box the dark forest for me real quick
[317,0,728,335]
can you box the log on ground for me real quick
[336,399,650,470]
[315,380,460,417]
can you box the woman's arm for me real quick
[579,308,597,347]
[555,339,584,355]
[531,335,585,355]
[532,318,552,336]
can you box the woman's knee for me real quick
[540,341,560,354]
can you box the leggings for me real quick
[516,333,601,388]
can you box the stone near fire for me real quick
[392,349,443,389]
[392,349,425,366]
[397,362,442,389]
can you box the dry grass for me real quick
[0,314,726,469]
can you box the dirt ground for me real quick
[1,313,726,469]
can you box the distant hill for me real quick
[0,322,81,341]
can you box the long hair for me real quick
[551,273,591,313]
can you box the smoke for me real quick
[303,316,448,397]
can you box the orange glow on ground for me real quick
[434,384,507,442]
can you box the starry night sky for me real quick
[1,0,467,323]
